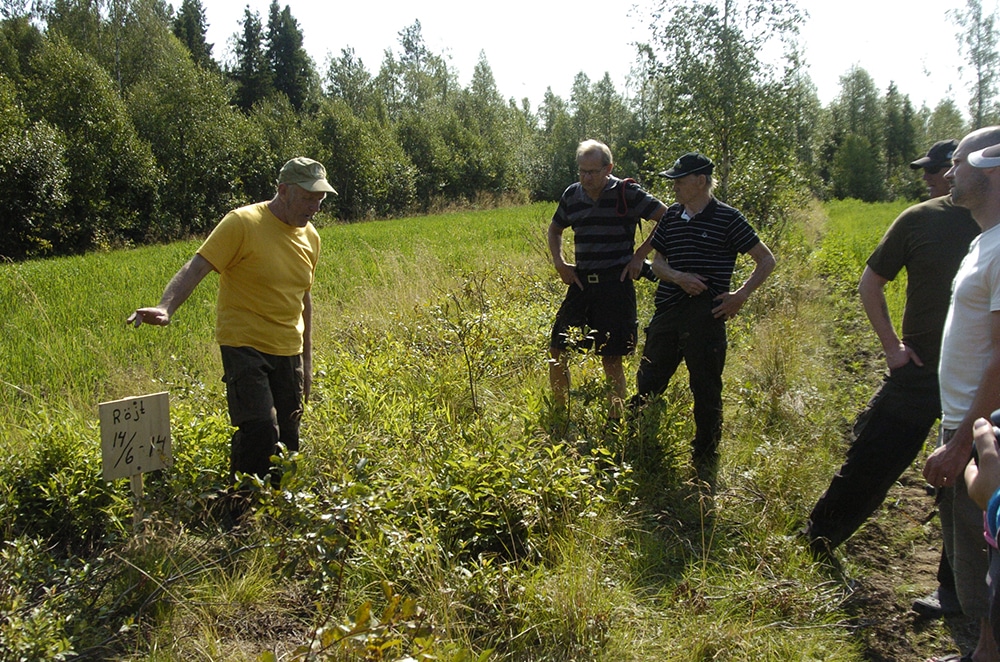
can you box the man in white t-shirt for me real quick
[923,127,1000,662]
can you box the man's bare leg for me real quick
[602,355,626,420]
[969,618,999,662]
[549,347,570,409]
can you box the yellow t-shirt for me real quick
[197,202,321,356]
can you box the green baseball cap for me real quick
[277,157,337,194]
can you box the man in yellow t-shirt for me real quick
[129,157,334,487]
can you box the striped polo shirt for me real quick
[651,198,760,310]
[552,176,666,271]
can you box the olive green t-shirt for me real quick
[866,195,978,369]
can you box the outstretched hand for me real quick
[127,307,170,327]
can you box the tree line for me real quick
[0,0,994,260]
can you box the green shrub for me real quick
[22,35,161,253]
[0,119,70,259]
[127,58,260,239]
[314,98,416,220]
[0,412,125,557]
[0,537,80,661]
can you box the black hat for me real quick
[910,139,957,170]
[659,152,714,179]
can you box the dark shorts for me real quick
[220,346,304,430]
[550,269,637,356]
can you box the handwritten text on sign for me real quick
[99,392,171,482]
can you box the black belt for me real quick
[578,268,623,284]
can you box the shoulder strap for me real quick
[616,178,638,217]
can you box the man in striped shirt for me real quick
[548,140,667,422]
[634,152,775,482]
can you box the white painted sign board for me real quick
[99,392,172,482]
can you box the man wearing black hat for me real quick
[633,152,775,483]
[128,157,335,488]
[803,140,978,618]
[914,139,964,198]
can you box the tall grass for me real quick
[817,198,913,325]
[0,200,928,660]
[0,204,554,434]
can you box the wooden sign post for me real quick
[99,392,172,528]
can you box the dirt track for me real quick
[840,465,980,661]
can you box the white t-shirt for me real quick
[940,223,1000,427]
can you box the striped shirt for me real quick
[651,198,760,310]
[552,176,665,271]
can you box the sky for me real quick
[202,0,973,115]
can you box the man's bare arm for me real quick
[128,254,214,327]
[925,312,1000,487]
[858,266,921,369]
[711,240,776,319]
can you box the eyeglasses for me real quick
[578,167,607,177]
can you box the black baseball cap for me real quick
[659,152,714,179]
[910,139,957,170]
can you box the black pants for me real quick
[220,345,303,485]
[806,361,940,550]
[635,294,727,468]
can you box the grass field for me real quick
[818,198,913,321]
[0,199,959,660]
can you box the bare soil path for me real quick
[841,465,980,661]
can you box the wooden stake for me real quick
[131,473,144,531]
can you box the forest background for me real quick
[2,0,998,261]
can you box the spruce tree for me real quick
[231,6,271,111]
[265,1,313,111]
[171,0,215,70]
